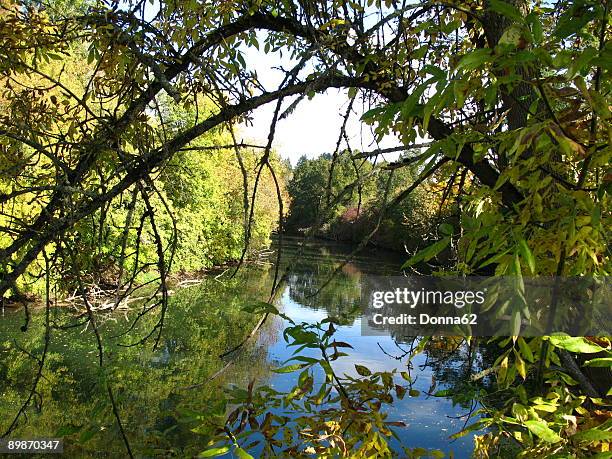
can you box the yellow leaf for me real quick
[516,354,526,379]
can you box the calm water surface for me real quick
[0,237,482,457]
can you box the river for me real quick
[0,237,485,457]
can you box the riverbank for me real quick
[0,247,275,313]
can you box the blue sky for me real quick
[239,33,402,165]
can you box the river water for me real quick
[0,237,483,457]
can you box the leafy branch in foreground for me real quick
[190,318,447,459]
[451,334,612,458]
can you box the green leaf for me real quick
[548,335,606,354]
[421,64,446,80]
[517,337,534,363]
[331,341,354,349]
[511,309,522,337]
[361,106,385,122]
[456,49,492,71]
[478,248,511,269]
[589,90,612,120]
[401,82,427,118]
[243,302,293,323]
[313,381,328,404]
[320,360,334,382]
[499,24,525,47]
[241,302,279,315]
[514,351,526,379]
[355,364,371,376]
[438,223,453,236]
[532,404,557,413]
[273,363,309,373]
[526,13,543,44]
[402,237,450,268]
[234,447,254,459]
[567,46,598,79]
[512,403,529,422]
[298,368,310,386]
[450,420,485,439]
[87,47,95,65]
[432,389,452,397]
[524,420,562,443]
[198,446,231,457]
[572,429,612,443]
[517,239,535,274]
[236,53,246,68]
[489,0,524,23]
[284,355,319,365]
[498,354,509,385]
[583,357,612,368]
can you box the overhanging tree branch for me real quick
[0,74,370,298]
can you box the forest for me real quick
[0,0,610,457]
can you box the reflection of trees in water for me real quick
[421,338,504,416]
[288,268,360,317]
[280,238,401,323]
[0,239,411,455]
[0,269,275,457]
[279,237,403,277]
[384,335,498,410]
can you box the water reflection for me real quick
[0,237,485,457]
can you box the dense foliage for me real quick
[286,153,442,252]
[0,20,286,298]
[0,0,610,457]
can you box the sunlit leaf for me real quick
[524,420,562,443]
[198,446,231,457]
